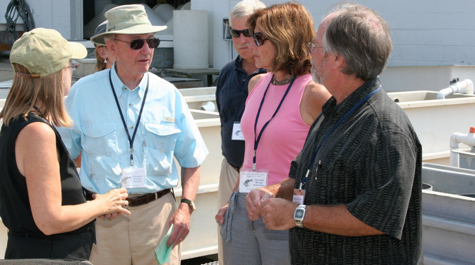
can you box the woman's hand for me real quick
[93,188,131,219]
[215,204,229,225]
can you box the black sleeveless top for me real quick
[0,113,93,236]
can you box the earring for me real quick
[104,58,108,63]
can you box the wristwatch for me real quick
[294,205,306,228]
[181,199,196,212]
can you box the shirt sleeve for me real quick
[173,90,209,168]
[56,86,82,159]
[215,74,222,113]
[346,130,418,240]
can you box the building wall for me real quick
[192,0,475,70]
[3,0,474,69]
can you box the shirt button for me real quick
[129,103,132,107]
[130,125,134,129]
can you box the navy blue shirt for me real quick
[216,56,266,168]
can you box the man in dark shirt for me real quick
[215,1,266,264]
[246,3,423,264]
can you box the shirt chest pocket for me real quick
[81,121,119,156]
[143,122,181,152]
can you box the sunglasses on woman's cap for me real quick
[114,38,161,50]
[229,28,252,38]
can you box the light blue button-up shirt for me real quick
[58,66,208,194]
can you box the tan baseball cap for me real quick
[90,4,167,45]
[10,28,87,77]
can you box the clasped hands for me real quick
[92,188,131,221]
[245,188,298,230]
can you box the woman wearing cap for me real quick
[73,20,116,170]
[0,28,131,260]
[93,20,116,71]
[215,3,330,264]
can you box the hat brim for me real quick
[90,25,167,45]
[69,42,87,59]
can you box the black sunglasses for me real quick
[252,32,268,46]
[114,38,161,50]
[229,28,252,38]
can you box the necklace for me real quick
[33,106,44,117]
[272,75,293,86]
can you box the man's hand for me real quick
[167,203,191,248]
[260,198,298,230]
[245,188,275,221]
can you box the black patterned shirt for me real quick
[289,78,423,264]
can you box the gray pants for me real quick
[221,192,291,265]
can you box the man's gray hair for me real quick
[322,3,392,81]
[229,0,265,27]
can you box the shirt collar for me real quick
[110,62,148,99]
[322,77,380,116]
[234,55,267,75]
[234,55,244,72]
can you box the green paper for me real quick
[155,224,174,264]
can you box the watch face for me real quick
[295,209,304,219]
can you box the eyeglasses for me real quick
[308,41,323,54]
[114,38,161,50]
[67,59,80,72]
[252,32,268,46]
[229,28,252,38]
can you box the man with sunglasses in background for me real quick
[214,1,266,264]
[58,5,208,265]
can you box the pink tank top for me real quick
[241,73,312,186]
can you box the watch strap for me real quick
[294,205,306,228]
[181,198,195,211]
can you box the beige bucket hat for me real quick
[90,4,167,45]
[10,28,87,77]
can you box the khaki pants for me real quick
[217,158,240,265]
[90,192,181,265]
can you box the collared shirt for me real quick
[215,56,266,168]
[58,65,208,194]
[289,78,423,264]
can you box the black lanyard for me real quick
[299,86,381,190]
[109,70,149,166]
[252,76,296,170]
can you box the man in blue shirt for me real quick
[58,5,208,265]
[214,1,266,264]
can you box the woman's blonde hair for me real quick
[0,64,72,127]
[247,2,316,76]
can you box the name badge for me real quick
[239,169,268,193]
[293,189,306,204]
[122,167,146,188]
[232,122,244,141]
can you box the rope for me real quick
[2,0,35,47]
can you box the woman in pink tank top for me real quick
[216,3,331,265]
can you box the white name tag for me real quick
[293,189,306,204]
[239,170,268,193]
[122,167,146,188]
[232,122,245,141]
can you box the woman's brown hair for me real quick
[247,2,316,76]
[0,64,72,127]
[94,44,107,72]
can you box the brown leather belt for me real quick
[85,189,172,207]
[127,189,172,207]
